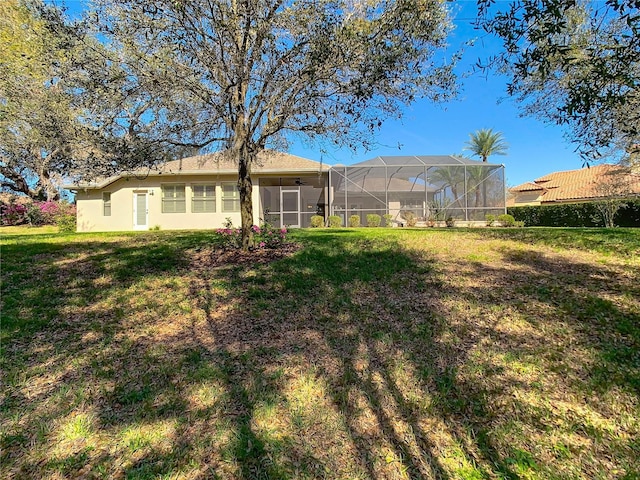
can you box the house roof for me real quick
[510,164,640,203]
[65,150,328,190]
[161,150,328,174]
[510,182,546,192]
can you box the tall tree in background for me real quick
[464,128,508,162]
[93,0,457,249]
[1,0,181,201]
[0,0,90,200]
[476,0,639,163]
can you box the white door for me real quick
[133,192,148,230]
[281,189,300,228]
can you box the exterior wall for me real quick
[512,191,543,206]
[75,175,261,232]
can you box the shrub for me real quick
[366,214,381,227]
[56,214,76,233]
[508,200,640,227]
[39,201,61,224]
[214,223,289,249]
[256,223,288,248]
[215,226,242,249]
[383,213,393,227]
[26,203,47,225]
[0,199,76,228]
[497,213,516,227]
[1,202,28,226]
[349,214,361,227]
[310,215,324,228]
[445,216,456,227]
[328,215,342,228]
[485,214,495,227]
[401,211,417,227]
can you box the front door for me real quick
[133,192,148,230]
[281,189,300,228]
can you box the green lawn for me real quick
[1,227,639,479]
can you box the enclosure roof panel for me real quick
[351,155,501,167]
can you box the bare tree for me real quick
[92,0,457,249]
[592,166,637,227]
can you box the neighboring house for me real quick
[66,151,506,231]
[509,164,640,207]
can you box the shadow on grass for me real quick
[2,230,638,478]
[472,226,640,257]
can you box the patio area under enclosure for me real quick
[329,156,506,225]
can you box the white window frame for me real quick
[103,192,111,216]
[191,184,216,213]
[221,182,240,213]
[161,184,186,213]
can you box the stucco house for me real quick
[66,151,506,231]
[509,164,640,207]
[67,151,329,232]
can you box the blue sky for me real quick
[59,0,586,187]
[288,0,587,188]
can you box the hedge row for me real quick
[508,199,640,227]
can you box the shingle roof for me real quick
[65,150,328,189]
[511,164,640,203]
[160,150,328,173]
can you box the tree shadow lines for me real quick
[2,231,638,478]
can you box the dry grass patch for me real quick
[1,228,639,479]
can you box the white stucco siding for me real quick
[75,175,261,232]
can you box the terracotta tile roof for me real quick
[510,182,546,192]
[511,164,640,203]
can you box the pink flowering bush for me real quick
[0,197,76,230]
[213,220,289,250]
[0,202,28,226]
[257,223,288,248]
[214,227,243,249]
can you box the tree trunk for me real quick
[233,145,255,251]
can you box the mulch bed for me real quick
[189,242,301,269]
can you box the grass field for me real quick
[1,227,639,479]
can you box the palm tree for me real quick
[464,128,508,162]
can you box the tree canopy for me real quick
[476,0,640,162]
[0,0,185,200]
[0,0,73,199]
[92,0,458,248]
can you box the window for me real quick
[162,184,186,213]
[222,183,240,212]
[192,184,215,213]
[103,192,111,216]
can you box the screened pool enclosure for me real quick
[331,155,506,225]
[258,156,506,227]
